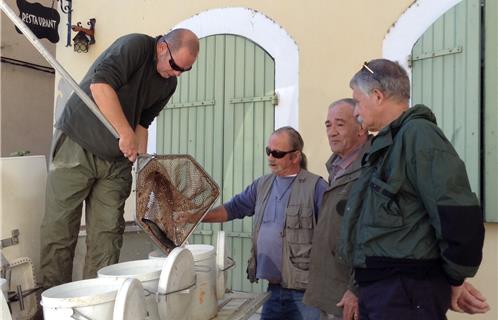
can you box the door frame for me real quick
[382,0,463,76]
[147,7,299,153]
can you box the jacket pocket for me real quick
[286,206,313,243]
[286,206,314,271]
[366,177,403,227]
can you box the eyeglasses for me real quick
[164,41,192,73]
[265,147,296,159]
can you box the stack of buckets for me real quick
[40,231,230,320]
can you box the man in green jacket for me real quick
[304,98,371,320]
[338,58,486,319]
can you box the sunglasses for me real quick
[265,147,296,159]
[361,61,381,83]
[164,41,192,73]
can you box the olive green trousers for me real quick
[40,132,132,289]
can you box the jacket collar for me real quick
[363,105,436,166]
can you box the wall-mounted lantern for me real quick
[71,18,95,53]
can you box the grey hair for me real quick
[160,28,199,56]
[349,59,410,103]
[329,98,356,110]
[272,126,307,170]
[328,98,362,125]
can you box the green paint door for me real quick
[156,34,275,292]
[411,0,481,197]
[484,0,498,222]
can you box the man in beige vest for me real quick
[194,126,328,320]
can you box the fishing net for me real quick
[135,155,219,254]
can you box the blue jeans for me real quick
[261,284,320,320]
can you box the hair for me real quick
[349,59,410,103]
[329,98,356,110]
[161,28,199,56]
[328,98,363,125]
[272,126,307,170]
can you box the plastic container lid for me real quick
[157,247,195,320]
[113,278,146,320]
[216,231,226,299]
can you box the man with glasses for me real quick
[304,98,372,320]
[40,28,199,289]
[338,58,486,319]
[195,126,328,320]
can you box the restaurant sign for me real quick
[16,0,60,43]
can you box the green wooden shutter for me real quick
[156,34,275,292]
[484,0,498,222]
[411,0,481,197]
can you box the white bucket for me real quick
[41,278,124,320]
[185,244,217,320]
[98,259,167,320]
[148,250,167,259]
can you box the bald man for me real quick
[304,99,371,320]
[40,29,199,289]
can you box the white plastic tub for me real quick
[98,259,167,320]
[41,278,124,320]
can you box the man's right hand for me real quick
[119,129,138,162]
[337,289,359,320]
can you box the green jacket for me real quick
[338,105,484,286]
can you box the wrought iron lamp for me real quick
[71,18,95,53]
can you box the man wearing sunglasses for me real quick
[337,59,486,319]
[304,99,372,320]
[40,28,199,290]
[195,126,328,320]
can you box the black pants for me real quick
[359,273,451,320]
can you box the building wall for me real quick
[54,1,497,317]
[1,0,55,160]
[54,0,413,175]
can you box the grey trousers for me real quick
[40,132,132,288]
